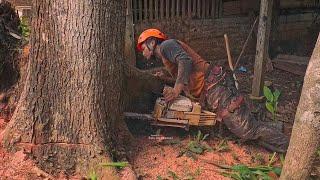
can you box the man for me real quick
[137,28,289,153]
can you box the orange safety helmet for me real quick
[137,28,167,51]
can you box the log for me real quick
[273,62,306,76]
[274,54,310,65]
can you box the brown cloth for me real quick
[202,66,289,153]
[160,39,209,98]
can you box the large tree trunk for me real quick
[280,34,320,179]
[2,0,127,178]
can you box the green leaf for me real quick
[196,130,202,142]
[88,170,98,180]
[272,167,282,176]
[252,170,270,180]
[230,173,243,180]
[188,141,204,154]
[183,175,195,180]
[266,102,275,114]
[263,86,274,102]
[168,170,179,180]
[273,90,281,102]
[280,154,285,167]
[100,161,128,168]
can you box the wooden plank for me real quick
[166,0,170,18]
[197,0,201,18]
[160,0,164,18]
[139,0,143,21]
[251,0,274,97]
[144,0,148,21]
[132,0,137,23]
[201,0,205,18]
[273,58,309,65]
[276,54,310,64]
[205,0,210,17]
[171,0,175,18]
[218,0,223,18]
[182,0,186,18]
[192,0,197,17]
[215,0,220,18]
[187,0,192,18]
[149,0,153,20]
[176,0,180,17]
[223,1,241,16]
[273,61,307,76]
[211,0,215,18]
[155,0,159,20]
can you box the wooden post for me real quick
[125,0,136,65]
[251,0,273,98]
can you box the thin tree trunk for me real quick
[2,0,126,178]
[280,34,320,179]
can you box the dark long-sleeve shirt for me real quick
[160,39,193,86]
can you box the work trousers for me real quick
[202,66,289,153]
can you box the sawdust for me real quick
[131,135,274,180]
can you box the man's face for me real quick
[141,42,153,60]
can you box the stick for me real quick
[223,34,239,90]
[234,17,258,70]
[198,157,231,169]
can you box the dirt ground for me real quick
[0,55,312,179]
[128,55,303,180]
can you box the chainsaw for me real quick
[124,96,217,130]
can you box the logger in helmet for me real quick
[137,28,289,153]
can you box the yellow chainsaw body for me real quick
[152,96,217,129]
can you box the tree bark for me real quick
[280,34,320,180]
[2,0,127,178]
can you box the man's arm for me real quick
[160,40,193,101]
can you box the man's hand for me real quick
[163,87,179,102]
[163,83,184,102]
[154,71,165,77]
